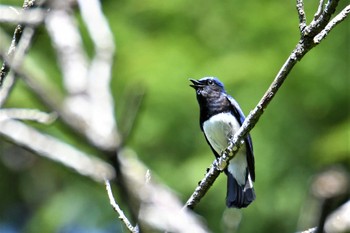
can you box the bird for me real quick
[189,77,255,208]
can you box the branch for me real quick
[0,71,16,107]
[45,0,120,151]
[296,0,307,33]
[314,0,325,19]
[45,5,89,95]
[314,5,350,44]
[185,0,349,209]
[0,6,45,25]
[0,2,119,152]
[1,2,131,227]
[0,108,57,123]
[0,119,115,182]
[105,180,139,233]
[303,0,340,37]
[0,26,35,106]
[0,0,37,87]
[118,150,210,233]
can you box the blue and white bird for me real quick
[190,77,255,208]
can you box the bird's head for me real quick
[189,77,225,98]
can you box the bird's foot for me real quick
[224,147,232,156]
[215,157,227,171]
[224,142,239,157]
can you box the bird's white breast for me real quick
[203,112,240,153]
[203,112,247,185]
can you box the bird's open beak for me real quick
[189,79,204,89]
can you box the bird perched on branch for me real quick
[190,77,255,208]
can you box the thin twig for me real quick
[304,0,340,37]
[296,0,307,33]
[0,119,115,182]
[105,180,139,233]
[1,1,119,151]
[10,27,35,70]
[0,26,35,105]
[118,151,210,233]
[314,0,325,19]
[77,0,120,150]
[0,26,22,87]
[0,0,37,87]
[0,6,45,25]
[314,5,350,44]
[0,72,17,107]
[0,108,57,124]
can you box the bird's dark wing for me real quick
[245,134,255,181]
[226,95,255,181]
[225,94,246,125]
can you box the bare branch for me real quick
[45,0,120,151]
[0,26,35,85]
[0,0,37,87]
[0,25,34,105]
[314,0,325,19]
[0,72,17,107]
[185,162,220,209]
[77,0,120,149]
[314,5,350,44]
[119,150,210,233]
[0,32,17,106]
[1,21,115,154]
[0,119,115,182]
[185,0,349,210]
[45,8,89,94]
[0,55,85,134]
[0,108,57,124]
[0,6,45,25]
[11,27,35,70]
[296,0,307,33]
[304,0,340,37]
[105,180,139,233]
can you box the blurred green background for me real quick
[0,0,349,232]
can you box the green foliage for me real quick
[0,0,349,232]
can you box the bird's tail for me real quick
[226,173,255,208]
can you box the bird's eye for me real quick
[208,80,214,85]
